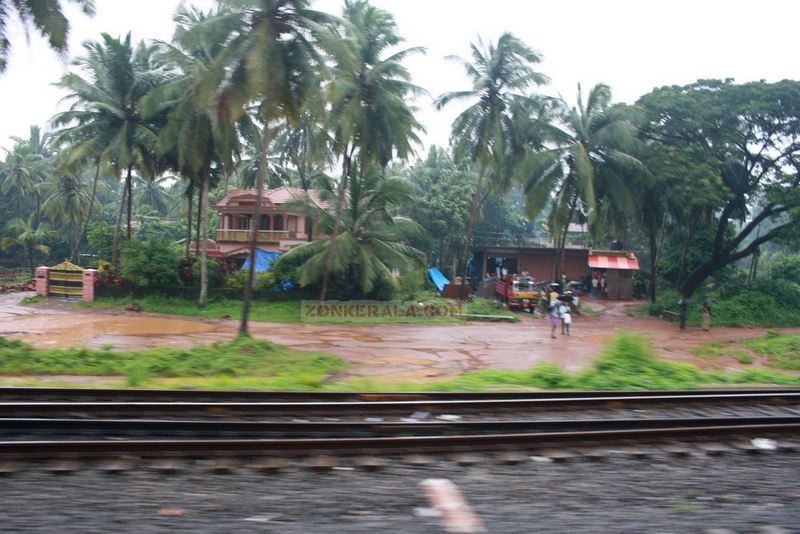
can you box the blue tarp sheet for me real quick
[427,267,450,292]
[241,249,283,273]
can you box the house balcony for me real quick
[215,229,307,243]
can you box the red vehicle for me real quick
[495,277,540,312]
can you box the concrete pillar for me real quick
[82,269,98,302]
[35,266,49,297]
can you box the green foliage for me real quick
[643,284,800,327]
[743,333,800,370]
[432,334,800,391]
[119,238,180,289]
[0,336,345,389]
[86,221,114,264]
[764,253,800,285]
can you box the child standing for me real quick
[560,302,572,336]
[549,303,560,339]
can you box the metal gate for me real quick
[48,261,84,298]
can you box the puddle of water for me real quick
[4,315,215,349]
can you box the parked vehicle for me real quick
[495,277,540,312]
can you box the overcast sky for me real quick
[0,0,797,155]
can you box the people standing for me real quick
[591,275,598,296]
[549,302,560,339]
[560,301,572,336]
[702,302,712,331]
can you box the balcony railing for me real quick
[215,229,304,243]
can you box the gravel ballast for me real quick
[0,450,798,533]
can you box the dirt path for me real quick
[1,292,797,382]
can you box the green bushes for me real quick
[433,333,800,391]
[0,336,345,389]
[120,238,181,289]
[643,283,800,327]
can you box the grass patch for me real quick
[2,332,796,391]
[340,334,800,391]
[0,336,345,389]
[742,331,800,370]
[641,288,800,327]
[74,295,516,324]
[691,332,800,369]
[19,295,44,305]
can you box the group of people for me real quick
[591,273,608,297]
[547,285,573,339]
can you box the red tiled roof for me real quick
[214,187,330,209]
[588,252,640,270]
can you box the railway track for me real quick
[0,388,797,462]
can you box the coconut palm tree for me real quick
[0,0,95,72]
[435,33,547,291]
[51,33,166,267]
[203,0,334,333]
[284,163,424,295]
[317,0,425,301]
[516,83,646,278]
[0,138,50,221]
[1,216,55,275]
[143,6,252,308]
[39,169,89,261]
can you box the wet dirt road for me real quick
[1,292,798,382]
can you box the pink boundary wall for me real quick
[35,267,49,297]
[82,269,97,302]
[35,265,98,302]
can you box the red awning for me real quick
[588,254,640,270]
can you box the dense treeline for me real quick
[1,1,800,332]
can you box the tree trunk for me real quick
[125,166,133,240]
[185,179,194,258]
[318,145,353,302]
[456,168,485,300]
[677,217,696,285]
[73,158,101,263]
[195,184,202,249]
[648,227,658,303]
[554,196,577,282]
[27,245,34,277]
[240,126,270,335]
[111,177,128,268]
[199,157,211,309]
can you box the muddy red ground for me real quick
[1,292,798,382]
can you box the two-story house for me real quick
[209,187,329,261]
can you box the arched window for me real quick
[273,214,284,231]
[260,215,271,230]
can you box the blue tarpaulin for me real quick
[427,267,450,292]
[241,249,283,273]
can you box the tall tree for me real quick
[0,133,50,221]
[51,33,165,267]
[638,79,800,297]
[284,163,424,295]
[144,5,247,308]
[516,84,645,279]
[207,0,334,333]
[0,0,95,72]
[0,215,54,275]
[318,0,424,301]
[435,33,547,291]
[39,168,89,261]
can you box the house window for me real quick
[237,215,249,230]
[273,214,284,231]
[260,215,271,230]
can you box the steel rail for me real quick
[1,423,798,458]
[1,386,797,403]
[2,416,798,438]
[1,392,797,417]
